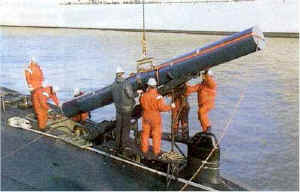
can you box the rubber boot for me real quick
[206,126,212,133]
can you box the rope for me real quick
[86,147,215,191]
[180,87,247,191]
[160,151,185,162]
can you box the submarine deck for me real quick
[1,87,245,191]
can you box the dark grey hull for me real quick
[1,87,246,191]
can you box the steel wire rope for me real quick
[180,86,247,191]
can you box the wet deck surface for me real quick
[0,87,168,191]
[0,87,188,191]
[1,122,170,191]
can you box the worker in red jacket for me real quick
[71,88,90,122]
[185,70,216,133]
[139,78,175,156]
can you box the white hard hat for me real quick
[73,88,80,96]
[207,70,213,76]
[116,66,124,74]
[147,78,157,86]
[30,56,37,63]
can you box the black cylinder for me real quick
[62,26,264,117]
[185,132,220,185]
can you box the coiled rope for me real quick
[160,151,185,162]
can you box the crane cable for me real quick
[180,86,247,191]
[141,0,147,58]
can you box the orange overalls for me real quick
[24,62,44,90]
[71,92,89,122]
[186,74,216,132]
[140,88,172,155]
[32,87,50,130]
[171,85,190,136]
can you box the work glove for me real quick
[137,90,143,95]
[171,103,176,109]
[130,119,136,124]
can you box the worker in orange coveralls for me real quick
[71,88,90,122]
[139,78,176,156]
[185,70,216,133]
[25,57,60,131]
[31,84,60,131]
[24,57,60,106]
[31,87,51,131]
[171,83,190,138]
[24,57,44,91]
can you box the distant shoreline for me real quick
[1,25,298,38]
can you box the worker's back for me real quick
[198,74,216,106]
[140,88,171,115]
[111,77,135,112]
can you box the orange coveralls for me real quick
[186,74,216,132]
[24,62,44,90]
[71,92,89,122]
[32,87,50,130]
[140,88,172,155]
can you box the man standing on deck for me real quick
[139,78,175,157]
[185,70,216,133]
[111,66,136,152]
[24,57,60,106]
[25,57,60,131]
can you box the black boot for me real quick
[182,127,189,139]
[206,126,212,133]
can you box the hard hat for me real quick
[207,70,213,76]
[147,78,157,86]
[73,88,80,96]
[53,86,60,92]
[30,56,37,63]
[116,66,124,74]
